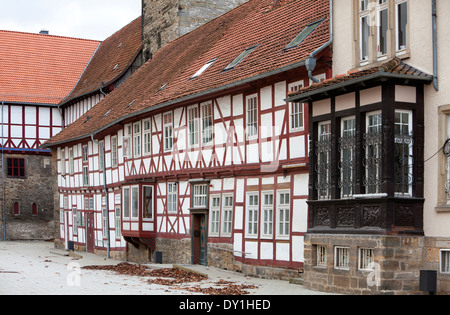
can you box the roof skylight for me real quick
[224,45,259,71]
[284,18,325,50]
[191,58,218,79]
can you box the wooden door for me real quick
[191,214,208,266]
[86,212,95,253]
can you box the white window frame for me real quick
[82,144,88,162]
[377,0,389,58]
[277,190,290,239]
[193,184,208,209]
[133,122,141,158]
[142,185,154,221]
[167,182,178,214]
[209,195,221,236]
[358,248,375,271]
[143,119,151,156]
[246,193,259,238]
[83,165,89,187]
[201,101,213,145]
[359,0,370,63]
[98,140,104,172]
[188,105,199,147]
[340,116,357,198]
[288,81,305,132]
[163,112,173,152]
[365,111,383,194]
[102,206,108,238]
[262,191,274,238]
[394,110,413,196]
[122,187,130,220]
[73,207,78,235]
[222,194,233,237]
[334,246,350,270]
[317,121,332,200]
[69,147,74,175]
[115,205,121,239]
[131,185,139,220]
[395,0,408,53]
[440,249,450,274]
[316,245,327,268]
[123,124,132,158]
[111,136,118,167]
[60,149,65,176]
[246,94,258,139]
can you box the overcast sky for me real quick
[0,0,141,40]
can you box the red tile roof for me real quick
[0,30,100,105]
[287,58,432,102]
[61,17,142,106]
[44,0,330,147]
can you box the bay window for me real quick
[317,122,332,200]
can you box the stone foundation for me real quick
[304,234,450,295]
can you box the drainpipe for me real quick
[432,0,439,91]
[307,0,333,83]
[1,101,5,241]
[90,134,110,259]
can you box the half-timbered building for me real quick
[43,0,331,278]
[0,30,100,240]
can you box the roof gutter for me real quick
[42,59,307,148]
[306,0,333,83]
[432,0,439,91]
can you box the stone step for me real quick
[289,277,304,285]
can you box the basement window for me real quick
[224,45,258,71]
[441,250,450,274]
[191,58,217,79]
[284,18,325,50]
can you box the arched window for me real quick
[32,203,38,216]
[13,202,19,215]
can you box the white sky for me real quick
[0,0,142,40]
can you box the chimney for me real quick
[39,29,49,35]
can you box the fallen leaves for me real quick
[82,262,258,295]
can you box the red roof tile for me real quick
[61,17,142,106]
[44,0,331,147]
[0,30,100,105]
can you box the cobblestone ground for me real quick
[0,241,329,296]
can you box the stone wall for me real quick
[141,0,248,62]
[304,234,450,295]
[0,153,56,240]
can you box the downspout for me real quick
[1,101,5,241]
[432,0,439,91]
[307,0,333,83]
[90,134,110,259]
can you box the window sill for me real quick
[435,205,450,212]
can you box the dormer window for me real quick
[224,45,258,71]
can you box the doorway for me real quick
[86,212,95,254]
[191,214,207,266]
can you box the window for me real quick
[123,187,130,219]
[143,119,151,156]
[335,246,350,270]
[69,148,74,175]
[83,166,89,187]
[61,149,66,176]
[102,207,108,238]
[317,122,332,200]
[359,0,370,62]
[142,186,153,220]
[340,117,356,198]
[262,192,274,237]
[201,101,213,144]
[115,206,121,239]
[377,0,388,56]
[167,183,177,213]
[82,145,88,162]
[123,124,132,158]
[7,158,25,178]
[394,110,413,195]
[191,58,217,79]
[222,195,233,236]
[13,202,19,215]
[396,0,407,52]
[193,184,208,208]
[98,140,104,172]
[446,115,450,204]
[131,186,139,219]
[365,112,383,194]
[188,106,199,147]
[224,45,258,71]
[316,245,327,268]
[277,192,290,237]
[133,122,141,157]
[247,193,259,237]
[210,195,221,235]
[440,250,450,274]
[285,19,324,50]
[289,81,305,131]
[111,136,118,167]
[359,248,375,270]
[246,94,258,139]
[73,207,78,235]
[163,112,173,152]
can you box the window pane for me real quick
[379,9,388,55]
[143,186,153,219]
[397,2,407,50]
[132,187,139,218]
[123,188,130,218]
